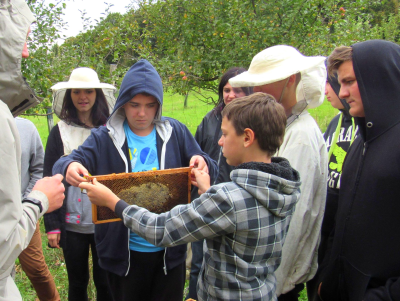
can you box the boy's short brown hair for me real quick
[327,46,353,77]
[221,92,286,157]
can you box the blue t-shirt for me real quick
[123,120,163,252]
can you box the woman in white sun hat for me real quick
[43,67,115,300]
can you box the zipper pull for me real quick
[163,266,167,275]
[363,142,367,155]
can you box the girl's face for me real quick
[223,83,246,105]
[71,89,96,113]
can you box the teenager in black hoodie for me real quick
[319,40,400,300]
[307,69,357,301]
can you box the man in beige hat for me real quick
[0,0,65,299]
[230,45,328,300]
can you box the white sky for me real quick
[55,0,135,43]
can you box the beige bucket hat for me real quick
[51,67,116,90]
[51,67,116,118]
[229,45,326,87]
[230,45,326,110]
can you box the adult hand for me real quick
[47,233,60,249]
[79,178,119,211]
[189,155,209,174]
[32,174,65,213]
[191,168,210,195]
[66,162,89,187]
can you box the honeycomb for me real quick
[87,167,192,224]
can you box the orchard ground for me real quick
[17,92,337,300]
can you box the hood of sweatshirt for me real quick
[0,0,42,116]
[231,157,301,218]
[351,40,400,142]
[327,70,352,120]
[109,59,163,120]
[106,59,166,147]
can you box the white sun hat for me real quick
[230,45,327,110]
[229,45,326,87]
[50,67,117,118]
[51,67,116,91]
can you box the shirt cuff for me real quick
[47,229,61,234]
[115,199,129,219]
[27,190,49,216]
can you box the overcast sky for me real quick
[56,0,135,43]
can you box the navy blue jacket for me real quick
[52,60,218,276]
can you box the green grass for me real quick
[17,93,338,300]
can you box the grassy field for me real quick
[17,92,337,300]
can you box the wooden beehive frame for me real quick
[87,167,192,224]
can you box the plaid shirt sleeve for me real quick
[121,184,236,247]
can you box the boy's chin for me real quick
[225,158,240,167]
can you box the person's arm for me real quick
[194,116,207,149]
[23,123,44,198]
[363,278,400,300]
[177,120,218,184]
[79,174,235,247]
[274,128,327,289]
[0,107,63,273]
[43,125,63,178]
[43,125,63,235]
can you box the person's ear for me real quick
[286,74,297,88]
[243,128,255,148]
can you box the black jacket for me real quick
[43,124,69,248]
[320,40,400,301]
[321,80,356,241]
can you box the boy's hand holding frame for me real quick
[79,179,119,211]
[191,169,210,195]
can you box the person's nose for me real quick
[138,106,146,116]
[253,86,261,93]
[22,42,29,58]
[339,86,349,100]
[218,135,224,146]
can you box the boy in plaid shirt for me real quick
[81,92,301,301]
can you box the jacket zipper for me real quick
[362,142,367,156]
[112,123,172,276]
[107,131,131,276]
[340,141,368,251]
[163,248,168,275]
[214,147,223,185]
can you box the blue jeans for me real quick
[186,240,204,300]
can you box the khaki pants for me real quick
[18,223,60,301]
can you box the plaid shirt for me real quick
[122,161,301,301]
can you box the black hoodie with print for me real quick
[320,40,400,301]
[321,74,357,242]
[307,73,358,301]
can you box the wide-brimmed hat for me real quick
[51,68,116,118]
[229,45,325,87]
[51,67,116,91]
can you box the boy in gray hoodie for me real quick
[81,92,301,301]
